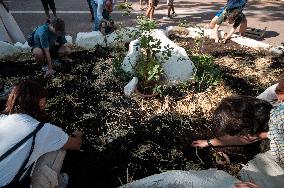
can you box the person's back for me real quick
[0,114,68,186]
[0,80,82,187]
[257,83,278,104]
[33,24,66,50]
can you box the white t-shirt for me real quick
[0,114,68,186]
[257,83,278,105]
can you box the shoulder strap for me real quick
[0,122,45,162]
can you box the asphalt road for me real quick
[4,0,284,46]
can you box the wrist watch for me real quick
[207,139,213,147]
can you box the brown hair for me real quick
[275,75,284,94]
[5,80,48,119]
[213,95,273,137]
[50,18,65,33]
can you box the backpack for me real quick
[0,122,45,188]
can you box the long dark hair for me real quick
[5,80,48,120]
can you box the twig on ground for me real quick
[195,147,205,165]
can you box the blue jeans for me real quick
[92,1,101,31]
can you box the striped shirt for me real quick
[268,103,284,168]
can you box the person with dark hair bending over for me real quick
[0,80,83,188]
[192,94,284,183]
[30,18,71,78]
[210,0,247,43]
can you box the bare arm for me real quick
[43,48,52,69]
[63,131,83,150]
[213,24,221,43]
[222,27,237,43]
[191,133,268,148]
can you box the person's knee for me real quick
[209,16,218,29]
[32,48,45,62]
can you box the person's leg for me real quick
[209,16,218,29]
[31,149,67,188]
[92,0,99,31]
[0,4,25,43]
[87,0,94,20]
[48,0,57,18]
[146,0,155,20]
[32,48,46,65]
[167,5,171,17]
[140,0,143,9]
[150,7,155,20]
[40,0,51,19]
[239,15,247,36]
[213,24,221,43]
[171,5,175,16]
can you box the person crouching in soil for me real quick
[0,80,83,188]
[210,0,247,43]
[29,18,71,78]
[192,93,284,173]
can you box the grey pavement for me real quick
[5,0,284,46]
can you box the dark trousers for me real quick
[40,0,56,11]
[87,0,94,18]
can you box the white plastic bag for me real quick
[124,77,138,96]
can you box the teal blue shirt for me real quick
[33,24,67,49]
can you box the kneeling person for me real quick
[31,18,71,77]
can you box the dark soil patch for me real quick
[0,39,278,187]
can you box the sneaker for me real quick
[171,12,177,17]
[58,173,69,188]
[163,16,173,20]
[0,85,12,100]
[53,59,62,67]
[42,65,48,72]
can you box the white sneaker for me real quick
[163,16,173,20]
[42,65,48,72]
[58,173,69,188]
[171,12,177,17]
[53,59,62,67]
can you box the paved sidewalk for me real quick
[5,0,284,46]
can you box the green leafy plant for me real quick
[192,54,221,92]
[112,46,132,80]
[178,54,220,93]
[132,15,172,95]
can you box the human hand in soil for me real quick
[72,131,83,138]
[191,140,208,148]
[44,68,56,78]
[62,56,73,63]
[222,38,229,44]
[234,182,261,188]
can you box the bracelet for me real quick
[207,139,213,147]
